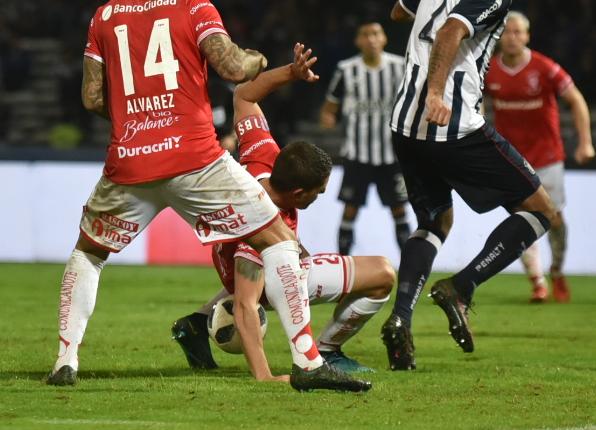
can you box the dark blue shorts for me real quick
[338,160,409,207]
[393,124,541,223]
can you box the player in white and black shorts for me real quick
[320,22,411,256]
[381,0,558,371]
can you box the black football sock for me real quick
[453,211,550,303]
[392,230,442,327]
[394,215,411,251]
[338,220,354,255]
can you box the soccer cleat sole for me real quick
[47,365,77,386]
[429,285,474,353]
[381,323,416,371]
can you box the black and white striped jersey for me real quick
[327,52,405,165]
[390,0,511,142]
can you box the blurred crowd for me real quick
[0,0,595,155]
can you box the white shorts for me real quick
[537,161,565,210]
[301,254,356,305]
[80,152,279,252]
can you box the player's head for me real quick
[270,141,332,210]
[501,11,530,56]
[355,22,387,58]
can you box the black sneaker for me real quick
[290,362,372,393]
[381,314,416,371]
[171,313,217,369]
[429,278,474,353]
[46,365,77,386]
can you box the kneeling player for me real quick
[202,252,393,379]
[172,45,393,385]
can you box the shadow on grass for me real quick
[0,366,254,382]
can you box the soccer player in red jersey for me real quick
[485,11,595,303]
[172,45,394,383]
[47,1,361,392]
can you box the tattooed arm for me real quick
[81,56,109,119]
[233,257,289,382]
[200,33,267,83]
[425,18,469,126]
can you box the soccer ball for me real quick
[207,297,268,354]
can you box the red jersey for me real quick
[212,116,298,295]
[84,0,227,184]
[485,49,573,169]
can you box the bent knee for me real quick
[75,235,110,261]
[517,187,558,228]
[371,257,396,298]
[418,208,453,241]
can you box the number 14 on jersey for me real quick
[114,18,180,96]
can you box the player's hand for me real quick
[245,49,268,80]
[291,43,319,83]
[219,133,237,153]
[574,143,595,165]
[320,111,336,129]
[425,93,451,126]
[258,375,290,383]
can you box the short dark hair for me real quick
[270,141,332,192]
[357,21,383,32]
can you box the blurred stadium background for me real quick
[1,0,595,272]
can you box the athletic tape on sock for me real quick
[340,220,355,230]
[411,229,443,253]
[516,211,548,238]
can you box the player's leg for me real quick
[48,177,162,385]
[382,132,454,370]
[246,219,324,370]
[307,255,394,372]
[448,185,554,303]
[445,128,556,305]
[429,125,555,351]
[538,162,570,302]
[376,162,411,251]
[339,204,359,255]
[337,161,370,255]
[171,154,370,391]
[47,235,109,386]
[549,211,570,302]
[391,205,411,251]
[521,242,548,302]
[171,287,230,369]
[250,221,370,391]
[521,162,565,302]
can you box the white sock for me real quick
[262,241,323,370]
[53,249,105,372]
[317,295,390,352]
[521,242,546,287]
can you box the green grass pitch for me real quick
[1,263,595,430]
